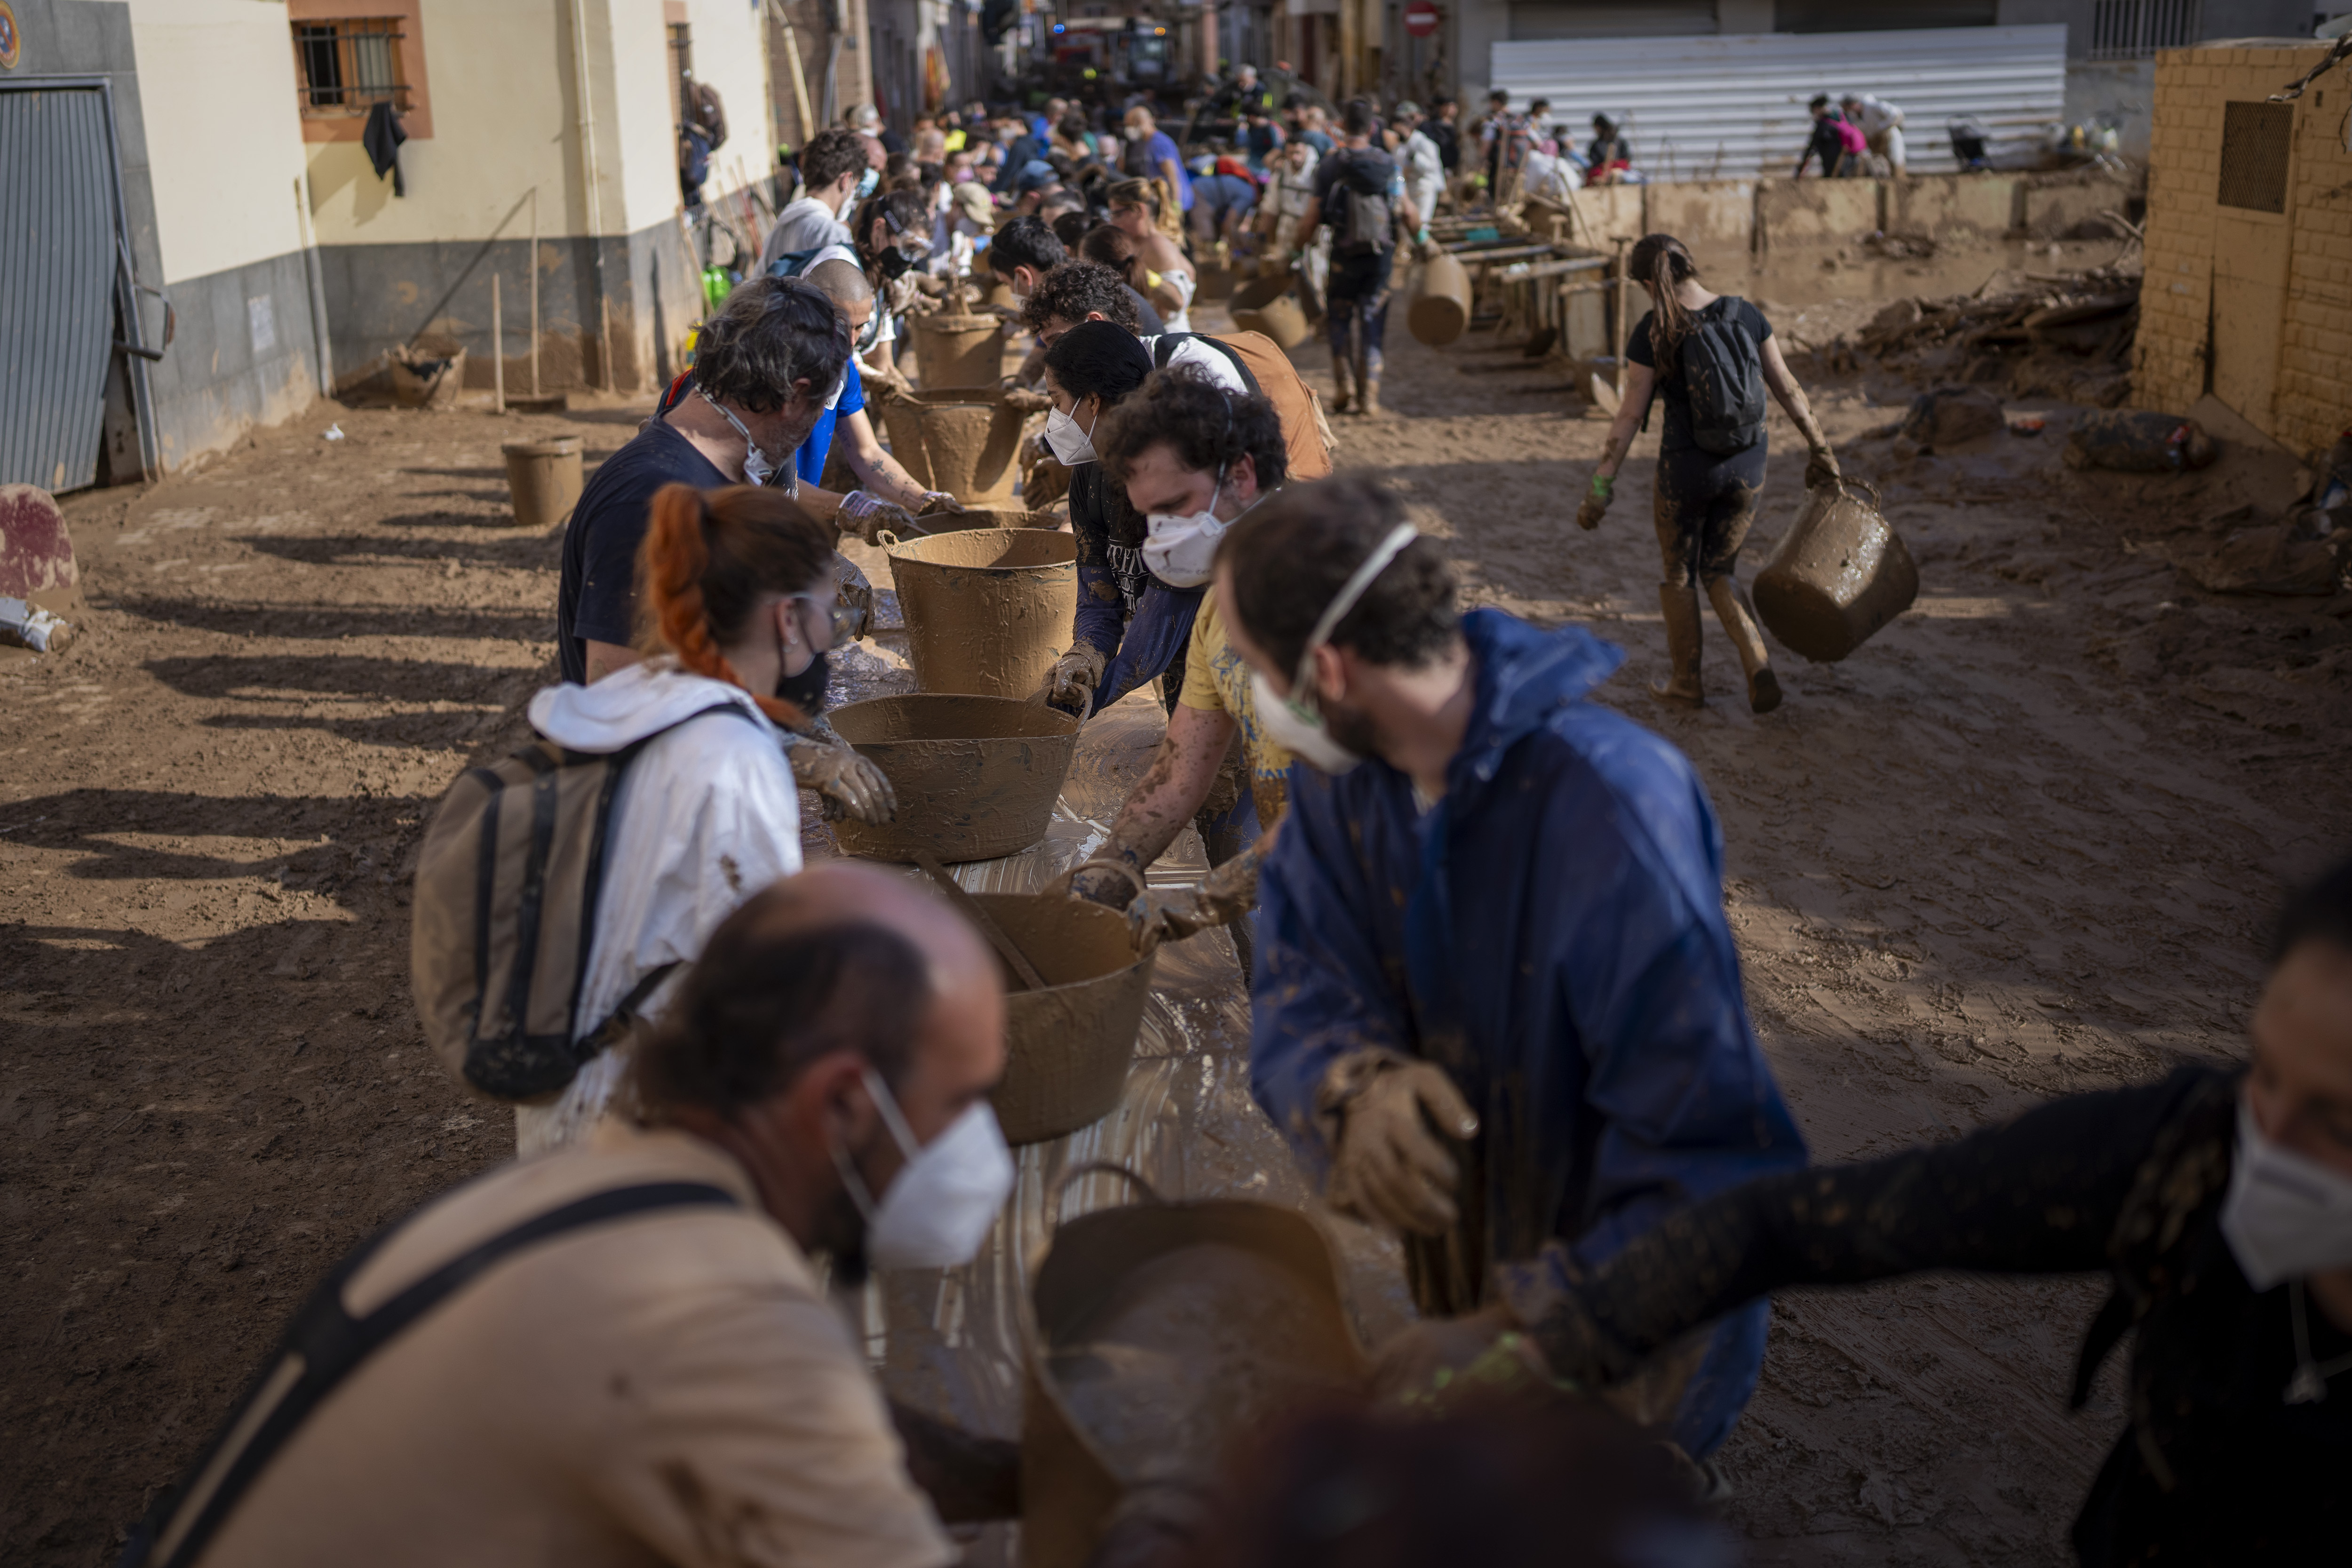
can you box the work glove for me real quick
[1124,845,1260,956]
[1370,1303,1562,1410]
[1574,473,1613,532]
[1319,1050,1479,1237]
[916,491,967,516]
[1065,854,1146,912]
[831,552,874,641]
[1000,382,1056,414]
[789,737,898,825]
[837,489,916,547]
[1035,643,1107,714]
[1804,444,1843,492]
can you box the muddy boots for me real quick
[1353,344,1382,418]
[1330,352,1356,416]
[1705,576,1783,715]
[1652,583,1707,708]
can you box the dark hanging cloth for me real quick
[363,101,408,197]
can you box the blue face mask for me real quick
[849,167,879,207]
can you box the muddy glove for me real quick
[830,552,874,641]
[1065,854,1146,912]
[1319,1050,1479,1237]
[836,489,916,547]
[1575,473,1613,532]
[1036,643,1107,713]
[1804,444,1842,491]
[916,491,967,516]
[1371,1304,1564,1410]
[789,737,898,824]
[1126,844,1260,956]
[1001,383,1056,414]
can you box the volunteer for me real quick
[1106,177,1195,331]
[1291,99,1397,417]
[792,259,961,512]
[1388,855,2352,1565]
[1062,369,1295,968]
[1078,223,1184,333]
[1258,135,1326,321]
[1585,114,1632,185]
[527,483,889,1152]
[758,126,873,274]
[140,865,1018,1568]
[842,187,934,384]
[1575,233,1839,715]
[1794,94,1854,178]
[1217,477,1806,1464]
[1840,92,1907,176]
[1118,104,1192,220]
[1394,101,1445,243]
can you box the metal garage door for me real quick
[0,88,114,493]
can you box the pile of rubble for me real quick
[1856,264,2141,408]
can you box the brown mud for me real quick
[2,227,2347,1565]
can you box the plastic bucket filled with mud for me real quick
[1228,273,1310,350]
[1407,251,1472,346]
[1019,1169,1371,1568]
[500,436,585,529]
[912,315,1010,390]
[907,505,1063,536]
[826,693,1080,864]
[1753,480,1920,663]
[970,897,1155,1144]
[880,387,1031,505]
[884,528,1077,698]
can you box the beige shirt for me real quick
[188,1122,955,1568]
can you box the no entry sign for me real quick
[1403,0,1439,38]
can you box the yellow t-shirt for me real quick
[1180,592,1293,828]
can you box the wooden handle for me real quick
[913,851,1047,992]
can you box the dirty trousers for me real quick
[1325,251,1391,381]
[1652,439,1767,587]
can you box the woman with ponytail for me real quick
[516,483,892,1152]
[1576,233,1840,715]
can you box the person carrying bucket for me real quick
[1214,476,1806,1471]
[1574,233,1840,714]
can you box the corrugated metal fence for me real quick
[0,88,116,493]
[1490,24,2068,182]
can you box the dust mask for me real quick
[702,390,784,488]
[1144,476,1273,589]
[840,166,878,219]
[1044,404,1097,466]
[1248,521,1420,775]
[834,1067,1015,1270]
[2221,1095,2352,1290]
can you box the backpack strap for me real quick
[121,1181,742,1568]
[1150,333,1261,397]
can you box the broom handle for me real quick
[913,850,1047,992]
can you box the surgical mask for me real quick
[1122,125,1145,142]
[834,1067,1016,1270]
[1144,476,1272,589]
[1043,404,1096,465]
[702,390,784,488]
[840,166,878,217]
[2221,1095,2352,1290]
[775,647,830,716]
[1247,521,1420,775]
[875,244,916,281]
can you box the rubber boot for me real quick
[1329,351,1355,416]
[1706,576,1783,715]
[1651,582,1707,708]
[1353,344,1382,418]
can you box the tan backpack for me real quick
[1149,330,1335,480]
[410,705,751,1101]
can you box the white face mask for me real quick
[702,390,785,489]
[837,1067,1016,1270]
[1043,403,1096,466]
[1123,125,1146,143]
[1246,521,1420,775]
[2221,1095,2352,1290]
[1144,476,1272,589]
[839,166,879,220]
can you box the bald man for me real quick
[143,866,1019,1568]
[795,258,957,513]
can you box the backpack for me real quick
[1330,154,1395,257]
[1151,331,1335,480]
[409,704,753,1102]
[1676,299,1768,457]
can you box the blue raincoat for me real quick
[1250,608,1805,1457]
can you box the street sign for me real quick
[1403,0,1439,38]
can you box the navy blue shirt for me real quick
[556,420,728,685]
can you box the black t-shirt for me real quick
[1312,146,1400,252]
[556,419,728,685]
[1625,296,1772,454]
[1428,120,1460,171]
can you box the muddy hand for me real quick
[1127,846,1260,955]
[917,491,966,516]
[1575,474,1613,532]
[1068,857,1144,910]
[1327,1058,1478,1236]
[1804,445,1842,491]
[838,490,916,547]
[791,740,898,824]
[1370,1302,1543,1407]
[1039,645,1106,712]
[831,553,874,641]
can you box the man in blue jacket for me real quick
[1214,476,1807,1461]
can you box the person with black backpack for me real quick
[1294,98,1399,416]
[1574,233,1841,715]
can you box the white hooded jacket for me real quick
[514,661,804,1154]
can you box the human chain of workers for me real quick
[118,79,2348,1568]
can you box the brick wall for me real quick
[2133,42,2352,457]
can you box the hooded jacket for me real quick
[1250,609,1806,1456]
[516,662,802,1153]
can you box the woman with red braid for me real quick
[517,483,894,1153]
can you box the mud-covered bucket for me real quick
[1407,251,1472,346]
[1753,479,1920,663]
[880,386,1030,504]
[884,527,1078,697]
[1228,273,1310,349]
[972,899,1154,1143]
[1020,1167,1371,1568]
[912,314,1010,390]
[827,694,1080,863]
[500,436,585,529]
[906,505,1065,535]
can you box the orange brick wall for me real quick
[2132,43,2352,457]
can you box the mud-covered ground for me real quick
[5,251,2349,1564]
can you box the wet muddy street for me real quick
[4,282,2348,1564]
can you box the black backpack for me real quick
[1676,298,1767,456]
[1328,152,1395,258]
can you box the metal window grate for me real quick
[293,19,411,115]
[2088,0,2200,61]
[2217,100,2293,214]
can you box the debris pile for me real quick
[1858,265,2141,408]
